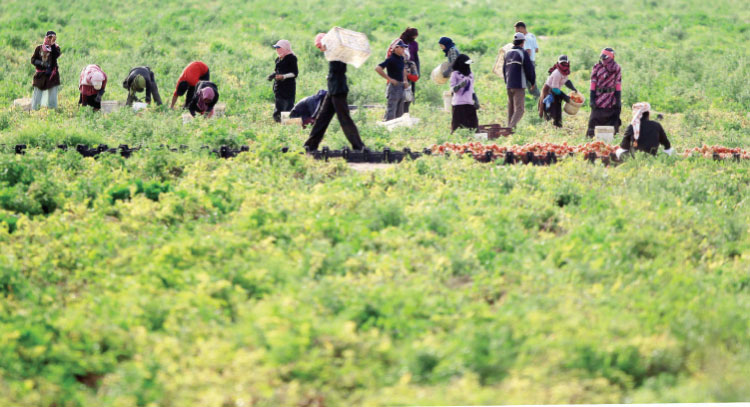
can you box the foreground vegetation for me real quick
[1,0,750,405]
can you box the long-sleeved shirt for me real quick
[174,61,209,96]
[327,61,349,96]
[188,81,219,116]
[620,119,671,155]
[442,46,460,77]
[407,40,420,72]
[503,46,536,89]
[450,72,474,106]
[123,66,162,106]
[31,44,61,89]
[273,54,298,98]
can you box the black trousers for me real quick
[586,106,622,137]
[79,93,101,110]
[304,93,365,151]
[183,70,211,108]
[545,94,564,127]
[273,94,295,122]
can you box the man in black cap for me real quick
[375,39,409,120]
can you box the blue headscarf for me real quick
[438,37,455,55]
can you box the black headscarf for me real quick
[453,54,472,76]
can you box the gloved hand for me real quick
[664,148,674,156]
[565,80,577,93]
[561,93,571,103]
[543,94,554,109]
[267,73,275,81]
[589,90,596,108]
[33,59,44,68]
[95,91,104,104]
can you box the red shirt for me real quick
[174,61,209,96]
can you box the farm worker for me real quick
[268,40,299,123]
[438,37,460,78]
[514,21,540,98]
[170,61,210,109]
[586,48,622,137]
[187,81,219,117]
[449,54,478,133]
[30,30,62,110]
[122,66,163,106]
[503,33,537,128]
[78,64,107,111]
[290,89,328,127]
[538,55,579,127]
[400,27,420,112]
[615,102,673,158]
[375,39,409,121]
[303,33,366,152]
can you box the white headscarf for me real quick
[631,102,651,141]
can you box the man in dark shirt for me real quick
[375,40,409,121]
[304,33,366,151]
[616,103,673,158]
[123,66,162,106]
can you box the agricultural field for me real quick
[2,0,750,406]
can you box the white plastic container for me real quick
[442,91,453,112]
[492,43,514,79]
[475,133,488,141]
[213,103,226,117]
[132,102,148,112]
[595,126,615,143]
[13,98,32,112]
[322,27,371,68]
[280,111,302,125]
[376,113,420,132]
[182,113,193,124]
[431,62,450,85]
[100,101,121,114]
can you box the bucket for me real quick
[100,101,121,114]
[595,126,615,143]
[563,92,585,115]
[442,91,453,112]
[13,98,32,112]
[431,62,450,85]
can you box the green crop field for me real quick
[1,0,750,406]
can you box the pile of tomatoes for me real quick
[429,141,618,160]
[681,144,750,159]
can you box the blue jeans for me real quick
[32,86,59,109]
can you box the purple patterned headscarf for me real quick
[197,87,215,112]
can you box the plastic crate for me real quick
[322,27,371,68]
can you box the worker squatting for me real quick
[27,23,672,159]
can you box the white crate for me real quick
[132,102,148,112]
[322,27,371,68]
[280,111,301,125]
[376,113,420,132]
[443,91,453,112]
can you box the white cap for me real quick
[513,32,525,41]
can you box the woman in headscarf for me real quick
[303,33,366,152]
[538,55,578,127]
[450,54,478,133]
[400,27,420,112]
[30,30,62,110]
[586,47,622,137]
[79,64,107,111]
[123,66,162,106]
[268,40,299,122]
[187,81,219,117]
[171,61,210,109]
[615,102,673,159]
[438,37,460,78]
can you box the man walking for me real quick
[503,32,536,128]
[514,21,540,98]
